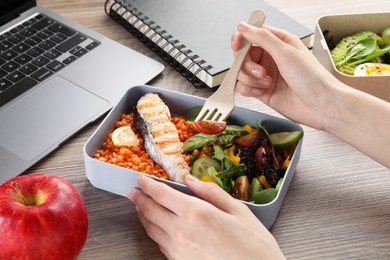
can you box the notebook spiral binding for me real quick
[105,0,212,89]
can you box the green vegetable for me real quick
[250,178,263,201]
[336,37,377,66]
[212,145,226,161]
[269,131,303,150]
[200,167,224,188]
[382,27,390,45]
[183,110,297,205]
[183,133,217,152]
[275,178,283,194]
[216,164,246,179]
[191,156,220,177]
[349,44,390,67]
[225,125,246,133]
[331,31,383,75]
[251,188,276,204]
[182,124,246,153]
[215,134,238,147]
[186,106,202,122]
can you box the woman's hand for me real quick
[128,174,285,260]
[232,23,344,131]
[232,23,390,168]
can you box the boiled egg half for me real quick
[354,63,390,76]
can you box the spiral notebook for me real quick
[105,0,313,88]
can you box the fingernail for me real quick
[250,68,261,78]
[238,22,248,32]
[127,188,135,200]
[251,87,263,96]
[185,174,199,183]
[256,78,271,88]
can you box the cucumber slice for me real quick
[269,131,303,149]
[191,157,221,178]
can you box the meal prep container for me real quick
[83,85,303,228]
[312,12,390,102]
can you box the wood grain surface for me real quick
[31,1,390,259]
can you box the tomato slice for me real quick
[235,130,261,147]
[194,120,227,134]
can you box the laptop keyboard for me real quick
[0,14,100,107]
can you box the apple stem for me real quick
[12,181,35,206]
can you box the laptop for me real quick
[0,0,164,184]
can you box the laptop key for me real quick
[0,32,12,41]
[20,63,38,75]
[1,50,19,60]
[32,17,55,30]
[6,71,25,83]
[0,77,37,107]
[25,36,43,46]
[48,23,76,37]
[85,41,100,50]
[20,27,38,37]
[44,49,62,60]
[63,55,77,64]
[2,61,20,72]
[27,46,45,58]
[23,18,37,27]
[0,68,7,78]
[56,34,87,53]
[12,42,31,53]
[31,68,53,81]
[15,54,33,65]
[50,33,68,44]
[32,56,50,67]
[8,33,26,44]
[38,39,56,50]
[0,40,13,51]
[37,29,54,40]
[73,48,88,57]
[46,60,65,72]
[70,46,82,54]
[34,14,44,20]
[0,78,12,91]
[10,25,25,34]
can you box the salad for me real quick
[184,107,303,205]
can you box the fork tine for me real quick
[195,105,215,121]
[208,109,222,121]
[195,103,233,122]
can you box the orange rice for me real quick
[93,111,197,180]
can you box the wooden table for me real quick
[33,1,390,259]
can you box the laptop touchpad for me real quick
[0,76,109,161]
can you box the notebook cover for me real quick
[109,0,313,86]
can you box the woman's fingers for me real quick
[130,175,197,217]
[184,174,250,215]
[136,206,172,248]
[128,185,174,227]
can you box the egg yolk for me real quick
[365,65,390,76]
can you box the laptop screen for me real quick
[0,0,36,25]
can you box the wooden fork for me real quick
[195,9,266,122]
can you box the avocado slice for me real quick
[331,31,382,75]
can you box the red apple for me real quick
[0,174,88,259]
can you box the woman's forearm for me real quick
[326,83,390,168]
